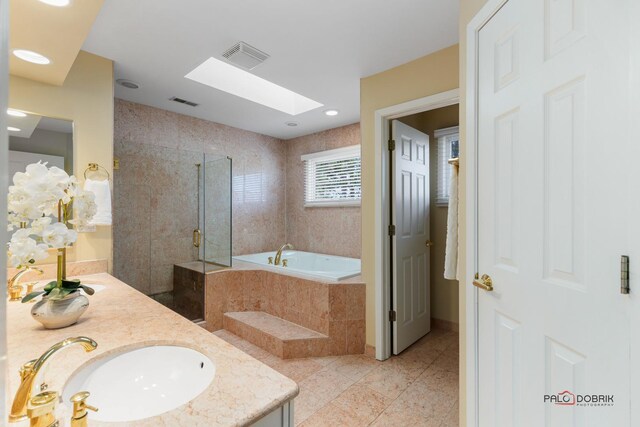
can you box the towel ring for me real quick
[84,163,110,180]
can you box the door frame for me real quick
[465,0,513,426]
[373,88,459,361]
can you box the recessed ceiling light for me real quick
[13,50,50,65]
[324,109,339,116]
[286,122,298,127]
[7,109,27,117]
[116,79,140,89]
[185,57,323,116]
[39,0,70,6]
[8,127,21,132]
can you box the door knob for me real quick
[473,273,493,291]
[425,240,434,247]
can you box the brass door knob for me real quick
[473,273,493,291]
[425,240,434,247]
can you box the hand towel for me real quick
[84,178,112,226]
[444,164,459,280]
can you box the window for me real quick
[435,126,459,207]
[302,145,361,207]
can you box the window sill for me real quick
[304,201,361,208]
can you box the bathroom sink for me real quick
[62,345,215,422]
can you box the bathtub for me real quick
[233,250,361,281]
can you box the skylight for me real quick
[185,57,323,115]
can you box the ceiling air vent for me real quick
[222,41,270,70]
[169,97,199,107]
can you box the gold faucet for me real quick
[10,337,98,423]
[70,391,98,427]
[274,243,293,266]
[27,391,59,427]
[7,267,43,301]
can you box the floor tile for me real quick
[215,328,460,427]
[356,362,417,400]
[330,354,380,381]
[331,384,393,425]
[271,358,324,383]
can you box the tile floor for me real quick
[214,327,459,426]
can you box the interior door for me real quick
[476,0,631,426]
[391,120,431,354]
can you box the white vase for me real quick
[31,291,89,329]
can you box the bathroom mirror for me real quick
[7,110,74,181]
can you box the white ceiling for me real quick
[82,0,459,140]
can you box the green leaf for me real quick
[61,279,81,289]
[44,281,57,292]
[21,291,44,303]
[80,285,95,296]
[47,287,61,299]
[49,288,75,301]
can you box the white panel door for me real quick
[629,1,640,424]
[391,120,431,354]
[477,0,630,426]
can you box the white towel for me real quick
[444,165,459,280]
[84,178,112,226]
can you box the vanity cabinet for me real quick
[251,401,294,427]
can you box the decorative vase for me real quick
[30,291,89,329]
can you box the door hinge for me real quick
[388,139,396,151]
[388,224,396,236]
[113,158,120,170]
[621,255,630,294]
[389,310,397,322]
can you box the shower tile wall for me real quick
[285,123,361,258]
[114,99,286,295]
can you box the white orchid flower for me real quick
[7,228,49,268]
[42,222,78,248]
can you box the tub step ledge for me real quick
[223,311,330,359]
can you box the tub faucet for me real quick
[10,336,98,423]
[274,243,293,266]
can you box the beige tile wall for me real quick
[113,99,286,295]
[113,101,363,297]
[285,123,361,258]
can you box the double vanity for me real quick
[6,272,298,426]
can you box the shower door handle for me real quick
[193,229,202,248]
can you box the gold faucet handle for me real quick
[268,257,273,264]
[27,391,59,427]
[71,391,98,419]
[20,360,36,380]
[282,259,288,267]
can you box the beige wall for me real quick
[360,44,459,347]
[399,105,460,325]
[8,51,115,270]
[285,123,361,259]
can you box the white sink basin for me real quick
[62,345,215,422]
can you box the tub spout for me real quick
[274,243,293,266]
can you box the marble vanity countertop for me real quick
[6,273,299,427]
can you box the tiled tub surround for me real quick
[7,273,298,426]
[285,124,361,259]
[205,266,366,358]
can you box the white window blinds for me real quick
[435,126,460,207]
[301,145,361,207]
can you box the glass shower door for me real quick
[202,154,232,269]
